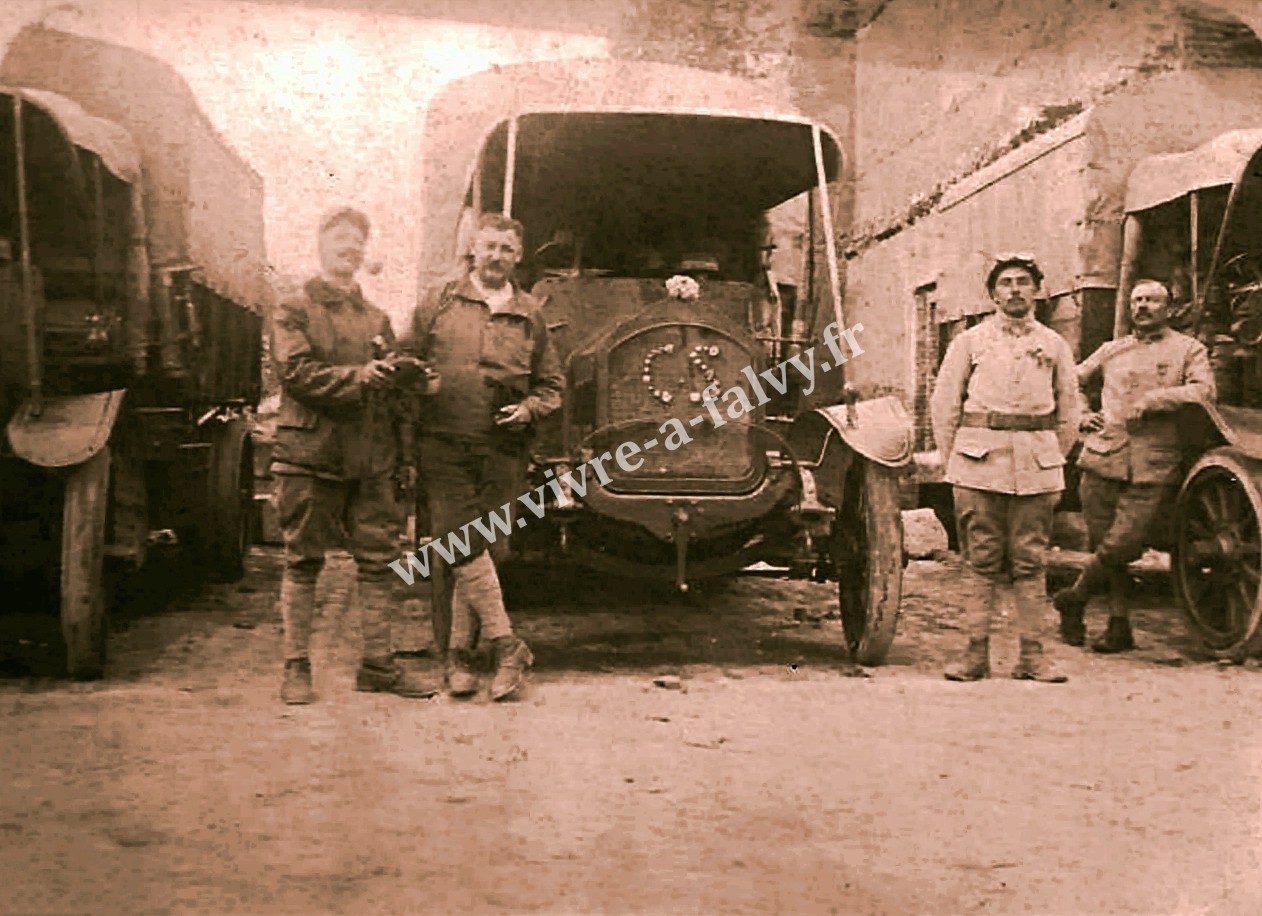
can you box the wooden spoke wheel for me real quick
[830,457,903,666]
[61,449,111,679]
[1173,448,1262,660]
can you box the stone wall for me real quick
[853,0,1183,228]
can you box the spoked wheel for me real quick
[830,457,903,665]
[1173,448,1262,660]
[61,448,111,679]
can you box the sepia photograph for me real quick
[1,0,1260,912]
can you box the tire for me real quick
[830,457,903,665]
[1173,448,1262,660]
[206,419,253,582]
[61,449,111,679]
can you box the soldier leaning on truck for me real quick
[930,255,1081,683]
[270,207,436,705]
[1053,279,1215,653]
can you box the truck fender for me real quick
[6,390,127,468]
[788,395,913,509]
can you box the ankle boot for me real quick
[1055,602,1086,647]
[280,657,314,705]
[490,635,534,700]
[1052,557,1105,646]
[392,650,442,698]
[355,655,399,692]
[446,648,478,697]
[945,637,990,681]
[1092,616,1135,654]
[1012,638,1067,682]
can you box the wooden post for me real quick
[812,125,845,336]
[14,95,42,416]
[503,117,518,217]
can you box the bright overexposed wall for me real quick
[0,0,608,328]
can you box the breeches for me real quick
[277,472,400,575]
[1079,471,1171,569]
[953,486,1058,581]
[418,438,526,566]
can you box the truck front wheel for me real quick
[206,419,254,582]
[61,449,110,679]
[830,458,903,665]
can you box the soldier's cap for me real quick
[319,206,371,239]
[985,252,1043,293]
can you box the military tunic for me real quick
[1075,327,1214,567]
[930,312,1079,580]
[269,278,403,570]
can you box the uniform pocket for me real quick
[1083,433,1125,455]
[956,442,991,460]
[277,398,320,430]
[1035,443,1066,469]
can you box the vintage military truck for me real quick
[412,59,912,665]
[0,26,265,677]
[843,65,1262,658]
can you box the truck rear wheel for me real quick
[206,419,254,582]
[1173,448,1262,660]
[831,458,903,665]
[61,449,110,679]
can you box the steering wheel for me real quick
[1220,252,1262,294]
[1221,253,1262,346]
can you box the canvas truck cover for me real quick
[416,58,838,295]
[0,26,267,312]
[1125,127,1262,213]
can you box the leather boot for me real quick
[355,655,399,692]
[1012,638,1068,682]
[489,635,534,701]
[446,648,479,697]
[1052,557,1106,646]
[1092,616,1135,654]
[944,637,990,681]
[280,657,314,705]
[392,650,442,698]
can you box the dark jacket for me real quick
[402,275,563,446]
[270,278,398,480]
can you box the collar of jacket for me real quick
[451,274,532,318]
[305,277,365,312]
[989,310,1037,336]
[1133,325,1170,343]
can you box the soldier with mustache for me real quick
[931,255,1081,682]
[403,213,563,701]
[1053,279,1215,652]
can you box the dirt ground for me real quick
[2,547,1261,915]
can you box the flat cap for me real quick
[319,206,371,238]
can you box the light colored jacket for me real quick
[1077,328,1214,485]
[930,312,1080,495]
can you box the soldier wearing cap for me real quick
[269,206,436,704]
[1053,279,1214,652]
[930,255,1081,681]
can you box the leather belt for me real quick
[960,411,1057,431]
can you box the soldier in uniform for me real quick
[1053,279,1214,651]
[403,213,563,700]
[930,255,1080,682]
[270,207,436,704]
